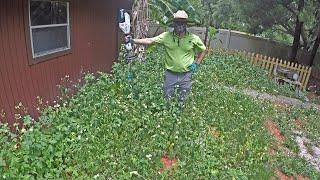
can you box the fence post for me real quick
[258,54,263,66]
[243,51,312,91]
[268,58,276,77]
[279,59,283,69]
[300,66,307,90]
[303,67,312,90]
[297,64,303,82]
[246,51,250,60]
[250,53,255,64]
[293,62,298,71]
[285,60,291,69]
[265,56,271,73]
[254,54,260,65]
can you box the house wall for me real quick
[0,0,130,124]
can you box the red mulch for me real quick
[267,120,310,180]
[159,155,177,173]
[265,120,286,144]
[275,170,294,180]
[294,118,304,130]
[272,101,289,109]
[296,175,310,180]
[275,170,309,180]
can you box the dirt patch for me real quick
[296,175,310,180]
[269,146,277,156]
[294,118,304,130]
[159,155,178,173]
[306,92,319,99]
[265,120,295,157]
[272,100,290,110]
[275,170,309,180]
[275,170,294,180]
[210,127,221,138]
[306,92,320,105]
[265,120,286,144]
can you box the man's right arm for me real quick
[133,38,155,45]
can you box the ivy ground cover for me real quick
[1,49,319,179]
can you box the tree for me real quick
[131,0,149,39]
[234,0,320,64]
[289,0,304,61]
[148,0,199,26]
[188,0,244,46]
[277,0,320,64]
[142,0,320,65]
[309,28,320,65]
[304,0,320,65]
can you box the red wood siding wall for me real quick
[0,0,129,124]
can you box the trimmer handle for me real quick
[124,35,134,51]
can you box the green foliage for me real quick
[149,0,200,25]
[204,50,296,98]
[275,107,320,147]
[261,28,294,45]
[270,107,320,178]
[233,0,320,51]
[188,0,249,30]
[0,48,319,179]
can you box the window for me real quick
[28,0,70,60]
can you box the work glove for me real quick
[125,35,133,44]
[188,63,200,72]
[124,35,134,51]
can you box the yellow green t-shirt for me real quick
[150,32,206,72]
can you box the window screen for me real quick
[29,0,70,58]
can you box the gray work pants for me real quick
[164,70,192,102]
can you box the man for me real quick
[132,10,206,103]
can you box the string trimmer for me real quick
[119,9,136,81]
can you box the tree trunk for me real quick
[289,0,304,62]
[203,0,212,47]
[308,3,320,66]
[308,29,320,66]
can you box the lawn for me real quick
[1,48,319,179]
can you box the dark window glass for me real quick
[30,1,68,26]
[32,26,69,56]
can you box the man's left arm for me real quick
[194,34,207,65]
[188,35,207,72]
[188,49,206,72]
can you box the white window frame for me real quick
[28,0,71,58]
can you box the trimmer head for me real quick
[119,9,131,35]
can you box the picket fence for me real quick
[238,51,312,90]
[207,49,312,90]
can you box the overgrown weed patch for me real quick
[0,49,319,179]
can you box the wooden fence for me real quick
[238,51,312,90]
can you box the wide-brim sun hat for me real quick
[173,10,188,21]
